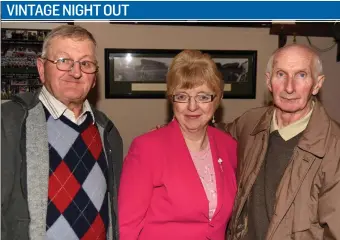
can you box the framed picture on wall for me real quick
[105,48,257,99]
[1,28,50,100]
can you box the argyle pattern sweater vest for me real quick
[44,108,109,240]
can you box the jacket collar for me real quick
[297,99,330,158]
[250,106,274,136]
[250,99,330,158]
[93,108,113,131]
[11,88,41,110]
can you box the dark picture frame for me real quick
[1,28,50,100]
[105,48,257,99]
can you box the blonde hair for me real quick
[41,25,97,58]
[166,50,223,102]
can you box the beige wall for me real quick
[81,23,276,155]
[2,22,340,155]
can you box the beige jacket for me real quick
[225,100,340,240]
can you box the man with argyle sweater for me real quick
[1,25,123,240]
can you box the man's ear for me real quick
[36,58,45,84]
[312,75,325,95]
[265,72,273,92]
[91,75,97,89]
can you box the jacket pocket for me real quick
[291,205,311,233]
[292,220,310,233]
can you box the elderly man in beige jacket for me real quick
[226,44,340,240]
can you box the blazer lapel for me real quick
[168,120,210,219]
[207,129,225,219]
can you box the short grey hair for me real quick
[41,25,97,58]
[266,44,323,81]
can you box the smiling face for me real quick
[37,37,97,106]
[266,46,325,115]
[173,84,217,133]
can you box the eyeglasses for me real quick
[42,57,98,74]
[172,93,216,103]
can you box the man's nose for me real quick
[69,62,82,79]
[284,76,295,94]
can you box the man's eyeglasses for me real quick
[42,57,98,74]
[172,93,216,103]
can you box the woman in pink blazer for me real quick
[118,50,238,240]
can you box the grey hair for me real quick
[265,44,323,81]
[41,25,97,58]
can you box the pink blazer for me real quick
[118,120,238,240]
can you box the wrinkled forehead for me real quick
[48,36,96,58]
[273,48,314,71]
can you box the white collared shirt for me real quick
[38,86,95,125]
